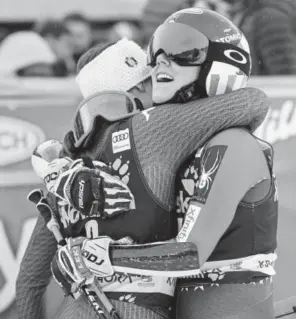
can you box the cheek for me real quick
[174,66,199,88]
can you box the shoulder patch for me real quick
[193,145,227,204]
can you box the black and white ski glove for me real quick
[43,157,135,218]
[51,236,117,298]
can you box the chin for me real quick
[153,89,174,104]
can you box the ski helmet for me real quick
[147,7,251,102]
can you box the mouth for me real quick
[156,72,174,83]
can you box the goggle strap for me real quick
[207,41,250,76]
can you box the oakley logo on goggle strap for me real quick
[223,49,247,64]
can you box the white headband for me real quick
[76,39,151,98]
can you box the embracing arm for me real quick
[104,129,271,276]
[16,214,57,319]
[132,87,269,208]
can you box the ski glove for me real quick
[51,236,115,298]
[44,157,135,217]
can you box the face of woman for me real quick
[128,77,153,110]
[151,53,200,104]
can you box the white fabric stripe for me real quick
[104,208,123,215]
[100,274,175,296]
[93,160,108,168]
[105,198,131,205]
[104,188,129,195]
[112,253,277,278]
[202,253,277,272]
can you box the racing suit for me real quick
[175,128,278,318]
[16,87,269,319]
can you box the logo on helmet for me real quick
[125,57,138,67]
[224,49,247,64]
[216,33,242,44]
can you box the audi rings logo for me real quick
[112,132,129,143]
[112,128,131,154]
[224,49,247,64]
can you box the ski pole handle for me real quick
[29,141,121,319]
[30,194,120,319]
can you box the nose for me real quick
[156,53,171,66]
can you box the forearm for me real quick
[107,240,201,277]
[16,215,57,319]
[132,88,269,207]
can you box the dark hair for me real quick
[36,19,70,38]
[76,42,115,73]
[63,12,90,24]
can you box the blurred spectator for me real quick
[193,0,230,17]
[0,19,75,77]
[35,19,75,75]
[63,12,93,63]
[141,0,230,46]
[108,21,141,44]
[0,31,59,77]
[224,0,296,75]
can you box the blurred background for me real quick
[0,0,295,318]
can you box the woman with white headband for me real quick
[16,34,270,319]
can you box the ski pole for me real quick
[28,190,120,319]
[30,140,121,318]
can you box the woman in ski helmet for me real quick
[148,8,277,319]
[148,7,251,104]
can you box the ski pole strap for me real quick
[66,238,121,319]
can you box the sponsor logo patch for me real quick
[177,204,201,242]
[141,107,155,121]
[78,180,85,209]
[125,57,138,67]
[112,128,131,154]
[194,145,227,204]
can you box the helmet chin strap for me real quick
[153,79,207,106]
[174,80,206,103]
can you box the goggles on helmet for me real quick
[147,22,251,76]
[73,90,140,148]
[147,22,209,67]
